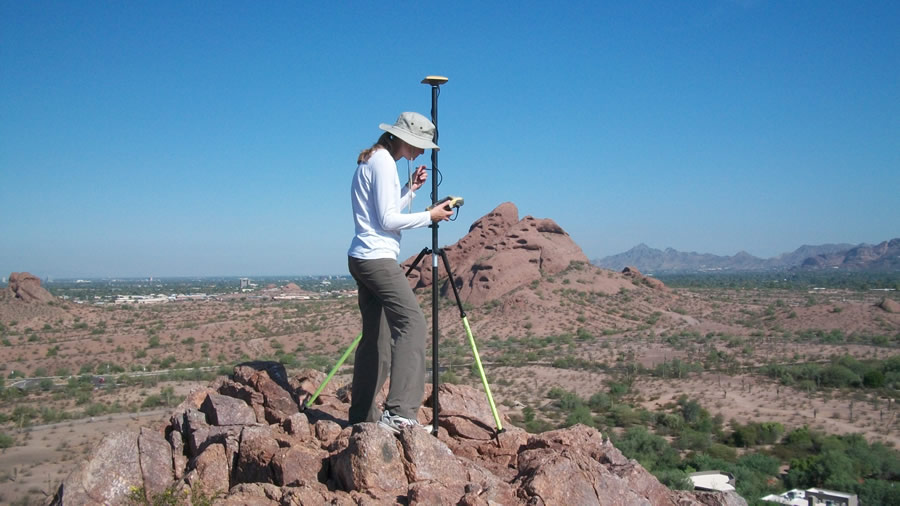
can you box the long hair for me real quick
[357,132,395,164]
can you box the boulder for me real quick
[7,272,55,303]
[233,426,280,485]
[137,427,174,497]
[398,427,466,485]
[878,297,900,313]
[201,393,257,426]
[271,443,328,486]
[622,266,668,291]
[330,423,408,494]
[191,442,231,496]
[49,431,143,505]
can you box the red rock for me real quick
[49,431,143,505]
[58,369,748,506]
[191,443,231,496]
[201,393,257,426]
[271,443,327,486]
[233,426,280,485]
[397,427,466,485]
[6,272,56,303]
[330,423,408,494]
[138,427,174,497]
[622,266,668,291]
[403,203,590,305]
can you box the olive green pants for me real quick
[347,257,426,423]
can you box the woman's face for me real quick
[396,139,424,161]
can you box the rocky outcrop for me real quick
[622,266,668,291]
[50,361,745,505]
[404,202,590,306]
[878,297,900,313]
[5,272,55,303]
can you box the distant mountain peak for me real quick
[593,239,899,273]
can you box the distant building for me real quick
[805,488,857,506]
[240,278,250,290]
[761,487,858,506]
[688,471,735,492]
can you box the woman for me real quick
[347,112,454,432]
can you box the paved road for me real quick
[7,366,219,390]
[9,408,172,433]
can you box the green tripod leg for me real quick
[462,315,503,432]
[438,249,504,436]
[300,331,362,411]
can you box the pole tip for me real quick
[421,75,449,85]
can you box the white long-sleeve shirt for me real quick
[348,148,431,260]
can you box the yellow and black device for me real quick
[427,195,464,211]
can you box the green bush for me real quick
[564,405,595,428]
[614,426,680,471]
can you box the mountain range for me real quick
[593,239,900,274]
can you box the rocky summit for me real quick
[4,271,56,304]
[50,361,746,505]
[404,202,590,306]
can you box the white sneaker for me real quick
[378,410,433,434]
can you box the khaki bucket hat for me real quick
[379,112,440,151]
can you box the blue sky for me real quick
[2,1,898,278]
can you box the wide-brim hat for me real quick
[379,112,440,151]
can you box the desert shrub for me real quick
[728,421,784,447]
[546,386,566,399]
[614,426,680,471]
[606,380,630,398]
[83,403,109,417]
[440,370,461,384]
[563,405,595,428]
[0,432,14,449]
[557,391,584,411]
[655,412,684,435]
[737,453,780,476]
[11,405,39,426]
[587,391,613,411]
[705,443,738,462]
[674,428,712,452]
[523,418,554,433]
[653,468,693,490]
[651,359,702,379]
[863,369,885,388]
[41,406,68,423]
[606,403,644,428]
[819,364,861,388]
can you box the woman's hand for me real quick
[408,165,428,191]
[430,203,455,222]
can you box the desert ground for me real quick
[1,266,898,505]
